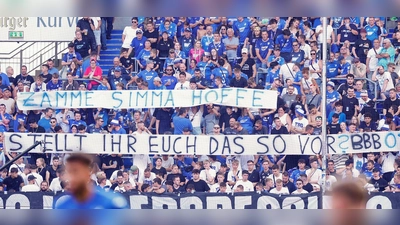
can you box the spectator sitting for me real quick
[22,175,40,192]
[230,65,248,88]
[377,113,396,131]
[30,76,46,92]
[46,73,62,91]
[291,109,308,134]
[252,119,268,134]
[62,73,80,91]
[83,59,102,90]
[97,77,111,90]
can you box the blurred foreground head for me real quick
[331,180,367,209]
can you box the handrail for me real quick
[0,42,30,56]
[328,77,379,101]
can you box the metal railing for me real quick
[328,77,379,101]
[0,41,70,75]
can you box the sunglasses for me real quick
[50,121,56,123]
[132,21,138,23]
[310,53,316,55]
[296,183,302,185]
[292,44,298,47]
[166,69,173,71]
[213,127,220,129]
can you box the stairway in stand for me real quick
[99,29,123,76]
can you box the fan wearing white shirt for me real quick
[174,72,190,90]
[227,160,242,188]
[292,179,309,195]
[210,173,230,193]
[21,175,40,192]
[138,168,156,191]
[200,160,216,186]
[269,179,289,195]
[306,159,322,189]
[27,164,43,187]
[267,165,283,187]
[233,170,254,192]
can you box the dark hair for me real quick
[271,165,279,170]
[153,177,162,185]
[346,74,355,79]
[282,29,291,36]
[269,19,277,25]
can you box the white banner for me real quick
[4,132,400,155]
[0,17,77,41]
[16,89,278,110]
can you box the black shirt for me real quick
[13,74,35,87]
[248,170,260,183]
[219,109,240,128]
[229,77,248,88]
[156,109,173,134]
[3,175,24,192]
[342,95,359,120]
[157,38,174,58]
[383,98,400,112]
[166,173,185,183]
[102,155,123,179]
[148,56,161,72]
[327,123,341,134]
[186,179,210,192]
[283,181,296,193]
[74,38,91,58]
[28,125,46,133]
[76,18,94,37]
[172,185,186,193]
[303,183,314,193]
[369,177,388,192]
[354,38,372,62]
[252,125,269,135]
[120,56,133,70]
[40,73,52,83]
[46,165,60,185]
[143,29,159,49]
[271,126,289,134]
[151,167,167,178]
[237,58,256,78]
[260,170,271,185]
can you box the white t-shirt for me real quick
[270,187,289,195]
[210,161,221,172]
[161,157,174,170]
[300,43,311,60]
[174,81,190,90]
[315,25,333,44]
[268,173,283,187]
[376,72,394,90]
[138,172,156,184]
[210,183,231,193]
[200,168,216,183]
[279,63,295,85]
[188,109,203,127]
[56,111,74,133]
[381,153,396,173]
[0,98,15,114]
[227,170,242,183]
[49,177,62,192]
[233,180,254,192]
[21,184,40,192]
[132,155,151,172]
[366,47,382,71]
[325,175,337,191]
[352,155,367,172]
[291,189,308,195]
[292,118,309,131]
[122,26,140,48]
[91,17,101,29]
[27,172,43,187]
[306,168,322,184]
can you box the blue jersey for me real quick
[340,62,351,75]
[255,38,274,62]
[46,81,62,90]
[364,25,380,41]
[293,71,303,94]
[38,117,51,131]
[0,113,12,132]
[161,75,178,90]
[97,84,108,90]
[238,116,253,134]
[212,67,230,85]
[14,113,27,132]
[136,70,158,90]
[331,17,343,29]
[291,50,305,64]
[290,169,306,182]
[173,116,193,134]
[68,119,87,128]
[163,58,175,70]
[265,70,280,89]
[196,61,214,81]
[177,157,194,179]
[111,127,127,134]
[179,36,195,56]
[327,61,340,78]
[93,109,108,125]
[137,49,151,67]
[62,52,83,63]
[208,42,225,56]
[201,35,214,52]
[115,111,133,130]
[159,25,177,39]
[233,18,251,44]
[275,35,296,53]
[55,191,128,209]
[130,36,147,58]
[327,90,340,104]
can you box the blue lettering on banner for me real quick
[235,89,247,106]
[112,91,123,108]
[70,91,82,107]
[151,91,162,107]
[205,90,218,103]
[220,88,232,104]
[338,134,349,150]
[165,91,175,107]
[40,92,52,108]
[136,91,148,107]
[252,90,263,107]
[56,92,67,107]
[21,92,35,107]
[192,90,203,106]
[85,91,94,107]
[384,133,396,148]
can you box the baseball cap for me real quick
[110,119,119,126]
[332,113,339,118]
[184,27,192,32]
[204,52,210,56]
[153,77,161,82]
[372,168,380,173]
[296,109,306,117]
[130,165,139,172]
[183,127,190,132]
[114,66,121,72]
[173,58,182,64]
[327,81,335,88]
[28,175,37,181]
[2,88,9,92]
[136,29,143,34]
[360,91,368,97]
[241,48,248,54]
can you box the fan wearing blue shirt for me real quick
[189,17,205,37]
[291,41,305,65]
[233,17,251,54]
[63,110,87,132]
[338,56,351,78]
[161,65,178,90]
[267,48,285,71]
[327,53,340,78]
[127,30,147,58]
[132,60,158,90]
[364,17,381,42]
[326,81,341,115]
[275,29,297,60]
[211,59,230,86]
[179,28,196,57]
[173,108,193,134]
[110,119,127,134]
[46,74,62,91]
[255,30,274,68]
[201,26,214,52]
[159,19,177,40]
[55,154,128,209]
[62,42,83,69]
[13,110,27,132]
[208,32,225,57]
[38,108,54,132]
[196,53,214,82]
[0,104,12,132]
[265,61,280,89]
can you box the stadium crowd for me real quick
[0,17,400,195]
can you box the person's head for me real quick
[275,179,283,189]
[64,154,93,195]
[10,168,18,178]
[231,160,239,170]
[383,38,392,49]
[310,50,317,59]
[241,170,249,181]
[347,86,355,97]
[90,59,97,69]
[173,176,181,186]
[302,67,309,78]
[331,181,367,209]
[21,65,28,75]
[192,169,200,180]
[41,64,49,73]
[310,159,318,169]
[131,17,138,26]
[271,165,280,176]
[194,68,202,78]
[340,122,347,131]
